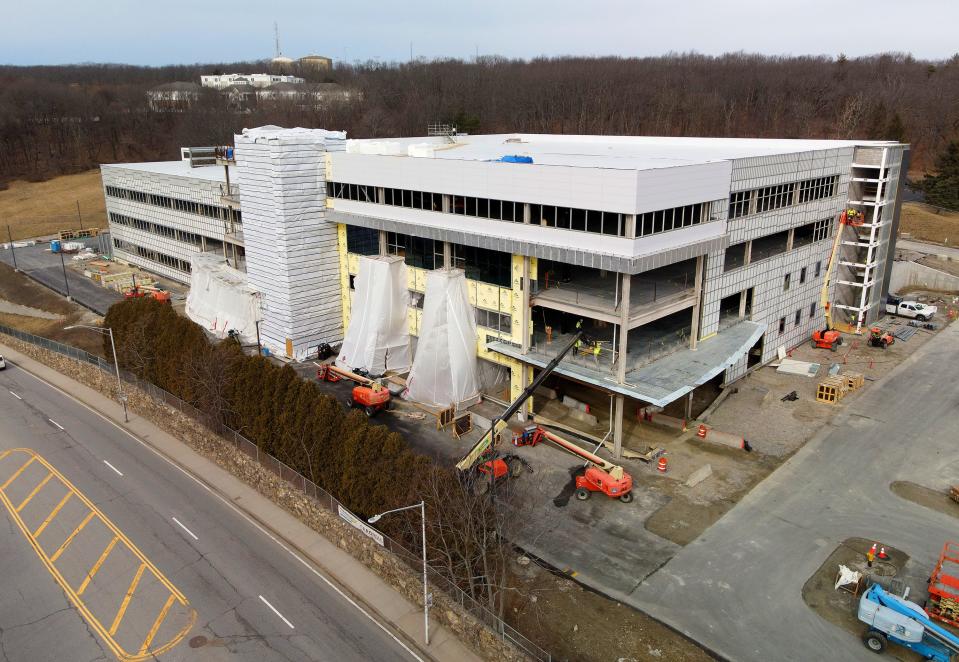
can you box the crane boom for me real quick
[456,331,583,471]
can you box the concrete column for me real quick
[744,240,752,266]
[523,203,531,224]
[748,190,758,216]
[378,230,388,255]
[612,272,632,459]
[786,227,795,251]
[685,391,694,420]
[520,256,531,353]
[613,395,625,459]
[738,289,748,318]
[689,254,705,350]
[443,242,452,268]
[624,214,636,239]
[376,187,385,204]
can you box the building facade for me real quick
[200,73,305,90]
[101,131,907,455]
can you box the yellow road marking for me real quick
[15,471,54,512]
[0,456,35,490]
[0,449,196,661]
[0,450,10,461]
[49,510,95,562]
[139,594,176,655]
[109,563,146,636]
[33,491,73,538]
[76,535,119,596]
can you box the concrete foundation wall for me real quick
[889,260,959,293]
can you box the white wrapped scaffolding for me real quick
[407,269,481,410]
[186,253,261,343]
[336,255,411,375]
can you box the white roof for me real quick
[348,134,898,171]
[102,160,226,182]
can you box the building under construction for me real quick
[100,129,908,455]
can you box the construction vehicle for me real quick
[456,332,583,494]
[927,541,959,628]
[317,363,391,417]
[811,208,863,351]
[858,583,959,661]
[868,326,895,349]
[512,425,633,502]
[886,295,938,321]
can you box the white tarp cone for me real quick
[336,255,411,375]
[407,268,480,409]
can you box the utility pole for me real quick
[75,200,83,230]
[59,248,71,301]
[6,225,17,272]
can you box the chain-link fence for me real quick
[0,324,552,662]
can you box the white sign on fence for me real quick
[338,504,385,546]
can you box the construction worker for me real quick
[593,342,602,365]
[575,318,584,332]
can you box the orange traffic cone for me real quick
[878,546,889,560]
[697,424,707,438]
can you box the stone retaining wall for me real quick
[1,334,529,662]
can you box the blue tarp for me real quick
[498,155,533,164]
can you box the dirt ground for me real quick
[891,481,959,520]
[900,202,959,246]
[0,262,106,355]
[0,170,107,241]
[919,255,959,278]
[802,537,922,661]
[506,558,713,662]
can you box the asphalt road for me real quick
[896,238,959,260]
[0,361,421,661]
[627,320,959,661]
[0,237,121,315]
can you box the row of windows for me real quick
[782,261,823,291]
[329,182,719,240]
[723,217,833,273]
[105,185,241,223]
[778,302,818,335]
[112,238,192,273]
[109,212,204,246]
[637,204,706,237]
[346,227,513,289]
[728,175,839,219]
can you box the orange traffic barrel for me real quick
[657,456,668,473]
[697,424,708,438]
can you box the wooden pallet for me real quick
[58,228,100,240]
[844,372,865,390]
[816,376,848,404]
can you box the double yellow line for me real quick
[0,448,196,661]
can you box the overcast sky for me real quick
[2,0,957,66]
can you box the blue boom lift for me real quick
[859,583,959,661]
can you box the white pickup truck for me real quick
[886,296,937,321]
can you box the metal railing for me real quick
[0,324,551,662]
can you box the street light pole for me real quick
[368,501,430,646]
[6,225,17,272]
[64,324,127,422]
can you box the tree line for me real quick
[2,52,959,186]
[103,298,512,615]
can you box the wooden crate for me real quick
[844,372,865,390]
[816,377,848,404]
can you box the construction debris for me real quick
[776,359,820,377]
[684,464,713,488]
[780,390,799,402]
[893,326,919,341]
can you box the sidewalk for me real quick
[0,342,482,662]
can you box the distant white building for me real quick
[146,82,201,111]
[200,73,304,90]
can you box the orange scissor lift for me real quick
[928,541,959,627]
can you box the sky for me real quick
[2,0,957,66]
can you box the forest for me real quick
[2,51,958,185]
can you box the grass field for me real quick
[0,170,106,241]
[900,201,959,245]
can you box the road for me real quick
[0,361,421,661]
[0,237,121,315]
[626,320,959,660]
[897,238,959,259]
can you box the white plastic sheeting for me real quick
[337,255,411,375]
[185,253,261,343]
[407,269,480,410]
